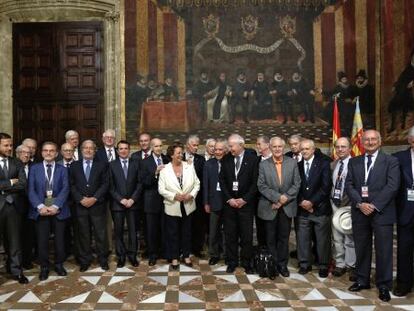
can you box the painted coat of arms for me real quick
[279,15,296,38]
[203,14,220,38]
[241,15,259,40]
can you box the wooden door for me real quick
[13,22,103,146]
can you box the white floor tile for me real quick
[394,305,414,311]
[213,265,228,272]
[221,290,246,302]
[150,265,170,273]
[330,288,363,300]
[59,291,91,303]
[350,306,375,311]
[179,265,198,273]
[148,276,168,286]
[0,291,15,302]
[97,292,122,303]
[255,290,284,301]
[302,289,325,300]
[108,275,133,285]
[81,276,101,285]
[18,291,42,303]
[141,291,166,303]
[216,274,238,284]
[115,267,135,273]
[289,273,308,283]
[179,275,199,285]
[178,291,203,303]
[246,274,261,283]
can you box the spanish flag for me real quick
[351,97,365,156]
[332,97,341,159]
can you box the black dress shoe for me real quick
[332,267,346,277]
[39,268,49,281]
[148,258,157,266]
[348,282,371,292]
[298,266,311,275]
[226,264,237,273]
[54,264,67,276]
[379,287,391,302]
[278,267,290,277]
[117,258,126,268]
[319,268,329,278]
[209,257,220,265]
[393,286,411,297]
[100,262,109,270]
[79,264,89,272]
[14,274,29,284]
[129,258,139,267]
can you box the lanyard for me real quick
[364,159,374,184]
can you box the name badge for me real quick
[361,186,369,198]
[232,181,239,191]
[46,190,53,198]
[333,189,341,199]
[216,182,221,191]
[407,189,414,201]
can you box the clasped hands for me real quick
[39,205,59,216]
[120,198,135,208]
[228,198,247,209]
[299,199,314,213]
[359,202,375,216]
[80,197,97,208]
[174,193,194,203]
[271,194,289,210]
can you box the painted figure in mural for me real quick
[206,72,231,123]
[354,70,375,128]
[251,72,272,120]
[271,71,292,123]
[230,69,250,124]
[159,75,179,101]
[387,51,414,133]
[146,75,161,100]
[126,74,148,125]
[288,71,315,123]
[193,69,215,122]
[331,72,356,136]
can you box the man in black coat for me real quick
[109,140,141,267]
[345,130,400,302]
[203,139,227,265]
[140,138,169,266]
[219,134,259,273]
[296,139,331,278]
[183,135,206,257]
[131,132,152,162]
[95,129,118,163]
[69,140,109,272]
[0,132,28,284]
[231,69,250,123]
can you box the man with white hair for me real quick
[204,138,216,161]
[96,129,118,163]
[22,138,38,163]
[285,135,303,162]
[65,130,80,161]
[330,137,356,281]
[346,130,400,302]
[219,134,259,273]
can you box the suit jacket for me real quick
[298,155,332,216]
[219,151,259,206]
[0,157,27,210]
[203,158,223,212]
[257,156,301,220]
[109,158,142,211]
[393,148,414,225]
[140,154,169,214]
[330,159,351,207]
[27,162,70,220]
[95,147,119,163]
[183,153,205,205]
[131,150,152,162]
[158,162,200,217]
[346,150,400,225]
[69,160,109,216]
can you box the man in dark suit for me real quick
[184,135,206,257]
[109,140,141,267]
[345,130,400,302]
[22,138,39,163]
[203,139,227,265]
[0,132,28,284]
[285,134,303,162]
[296,139,331,277]
[95,129,118,163]
[131,133,152,161]
[393,128,414,297]
[65,130,81,161]
[141,138,169,266]
[28,142,70,280]
[69,140,109,272]
[219,134,259,273]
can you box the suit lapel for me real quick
[237,154,249,179]
[306,157,319,183]
[367,151,384,184]
[404,149,413,185]
[268,158,280,186]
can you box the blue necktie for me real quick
[157,157,162,166]
[122,160,128,179]
[305,161,310,180]
[85,160,91,181]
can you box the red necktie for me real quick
[144,152,149,159]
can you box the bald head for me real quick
[362,130,381,154]
[151,138,163,157]
[334,137,351,160]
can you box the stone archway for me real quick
[0,0,125,139]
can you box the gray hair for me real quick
[65,130,79,140]
[16,144,30,154]
[363,129,382,143]
[215,139,228,150]
[300,139,315,149]
[408,126,414,138]
[103,129,116,137]
[257,135,270,144]
[334,137,352,147]
[22,138,37,146]
[81,140,96,149]
[205,138,217,145]
[228,134,245,145]
[187,134,200,144]
[270,136,286,146]
[288,134,303,143]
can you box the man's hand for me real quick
[80,197,97,208]
[271,202,281,210]
[120,198,129,207]
[10,178,18,186]
[39,206,50,216]
[279,195,288,205]
[47,206,59,215]
[360,202,374,215]
[204,204,211,214]
[235,198,247,208]
[228,198,239,208]
[155,165,165,174]
[300,200,314,213]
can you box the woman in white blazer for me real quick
[158,142,200,269]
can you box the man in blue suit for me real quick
[203,139,227,265]
[393,126,414,297]
[28,142,70,281]
[345,130,400,302]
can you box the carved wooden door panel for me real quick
[13,22,103,146]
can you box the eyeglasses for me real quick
[62,149,74,152]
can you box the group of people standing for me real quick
[1,128,413,304]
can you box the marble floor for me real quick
[1,254,413,311]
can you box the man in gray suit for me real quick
[330,137,356,281]
[257,137,301,277]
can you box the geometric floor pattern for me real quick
[1,256,414,310]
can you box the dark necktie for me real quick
[332,160,344,205]
[2,158,8,178]
[366,154,372,170]
[305,161,310,180]
[144,152,149,159]
[65,162,70,168]
[156,157,162,166]
[122,160,128,179]
[85,160,91,181]
[235,156,241,172]
[108,149,113,161]
[46,164,52,190]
